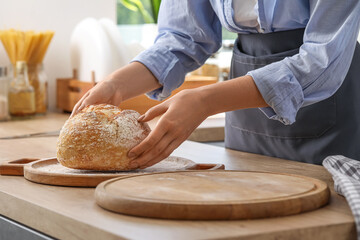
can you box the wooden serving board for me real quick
[95,171,330,220]
[17,157,224,187]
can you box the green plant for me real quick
[118,0,161,23]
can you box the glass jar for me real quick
[28,63,48,114]
[0,66,10,121]
[8,61,36,117]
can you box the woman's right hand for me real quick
[70,62,161,118]
[70,78,122,117]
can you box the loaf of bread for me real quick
[56,104,150,171]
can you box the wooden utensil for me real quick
[0,157,224,187]
[95,171,330,220]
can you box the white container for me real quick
[0,67,10,121]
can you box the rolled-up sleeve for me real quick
[249,0,360,125]
[132,0,222,100]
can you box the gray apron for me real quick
[226,28,360,165]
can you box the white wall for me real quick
[0,0,116,111]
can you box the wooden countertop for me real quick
[0,113,356,240]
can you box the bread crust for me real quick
[56,104,150,171]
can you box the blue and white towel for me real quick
[323,155,360,239]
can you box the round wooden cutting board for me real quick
[95,171,330,220]
[23,157,224,187]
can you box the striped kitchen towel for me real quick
[323,155,360,239]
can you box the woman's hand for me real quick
[128,88,210,169]
[70,78,122,117]
[127,75,268,169]
[70,62,161,118]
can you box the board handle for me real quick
[190,163,225,170]
[0,158,40,176]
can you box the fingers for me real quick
[126,88,209,170]
[70,80,117,118]
[130,134,185,169]
[128,114,188,169]
[127,103,170,163]
[130,132,174,168]
[70,92,90,118]
[128,121,168,160]
[138,138,185,169]
[138,103,168,122]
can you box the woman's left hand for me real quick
[128,88,210,169]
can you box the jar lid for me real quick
[0,67,8,77]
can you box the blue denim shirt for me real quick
[133,0,360,124]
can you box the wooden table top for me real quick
[0,113,356,240]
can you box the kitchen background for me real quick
[0,0,359,112]
[0,0,116,112]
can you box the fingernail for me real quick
[130,161,138,169]
[137,115,145,121]
[128,152,137,159]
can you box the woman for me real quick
[72,0,360,168]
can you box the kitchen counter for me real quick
[0,113,356,240]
